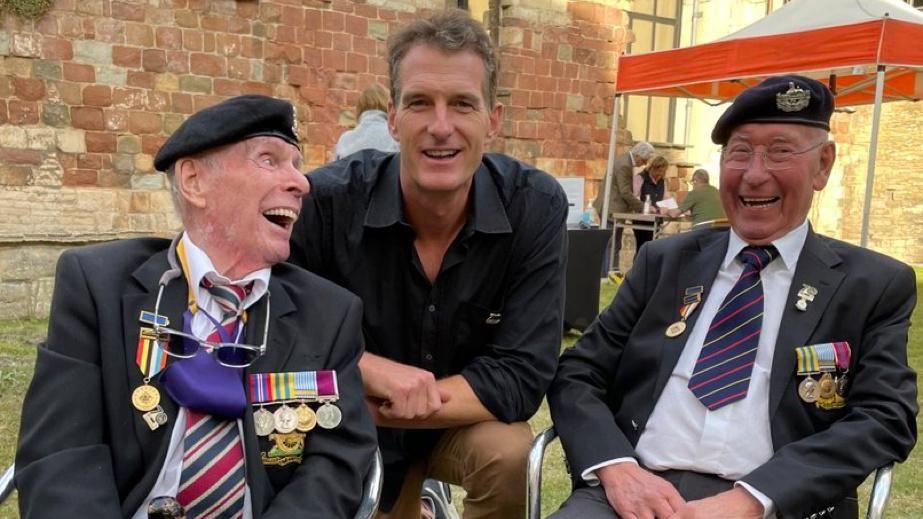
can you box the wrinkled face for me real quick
[191,136,308,277]
[720,123,834,245]
[388,44,502,199]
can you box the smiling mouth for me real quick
[740,196,780,207]
[423,149,459,159]
[263,208,298,228]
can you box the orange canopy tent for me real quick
[600,0,923,247]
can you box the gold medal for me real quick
[818,372,836,399]
[274,404,298,434]
[132,384,161,412]
[254,407,275,436]
[665,321,686,338]
[295,403,317,432]
[798,376,818,403]
[316,402,342,429]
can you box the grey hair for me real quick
[631,141,655,161]
[692,168,710,184]
[164,150,224,218]
[387,9,499,108]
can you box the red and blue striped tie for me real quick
[177,411,246,517]
[176,278,251,518]
[688,245,778,410]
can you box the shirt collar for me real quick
[364,158,512,235]
[180,232,270,311]
[724,219,809,271]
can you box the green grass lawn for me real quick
[0,272,918,517]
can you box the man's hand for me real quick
[668,488,763,519]
[359,353,451,421]
[597,463,685,519]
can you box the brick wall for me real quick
[0,0,632,318]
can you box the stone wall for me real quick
[816,104,923,263]
[0,0,633,319]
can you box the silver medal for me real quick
[316,402,342,429]
[254,407,275,436]
[274,404,298,434]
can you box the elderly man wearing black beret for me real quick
[15,95,377,518]
[548,75,917,519]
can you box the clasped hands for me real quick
[597,463,764,519]
[359,353,451,424]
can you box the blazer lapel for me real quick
[768,230,845,420]
[242,275,299,514]
[120,249,188,502]
[653,231,728,399]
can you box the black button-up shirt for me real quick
[289,150,567,492]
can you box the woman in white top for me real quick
[333,83,399,160]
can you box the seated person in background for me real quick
[334,82,400,160]
[666,168,727,226]
[290,10,568,519]
[16,95,377,519]
[632,155,668,254]
[549,75,917,519]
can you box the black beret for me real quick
[154,94,299,171]
[711,75,834,145]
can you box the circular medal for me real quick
[316,402,342,429]
[818,373,836,399]
[131,384,161,412]
[295,403,317,432]
[254,407,275,436]
[798,376,818,403]
[274,404,298,434]
[665,321,686,338]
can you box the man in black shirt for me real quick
[289,9,568,519]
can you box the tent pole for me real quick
[859,65,885,249]
[601,93,620,231]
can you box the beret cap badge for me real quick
[776,82,811,112]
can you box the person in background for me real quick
[290,10,568,519]
[594,141,655,274]
[16,95,377,519]
[549,75,917,519]
[334,83,400,160]
[666,168,727,226]
[632,155,668,255]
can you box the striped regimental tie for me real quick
[176,278,252,518]
[176,411,246,518]
[688,245,779,410]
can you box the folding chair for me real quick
[0,448,384,519]
[527,427,894,519]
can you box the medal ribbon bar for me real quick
[249,370,339,404]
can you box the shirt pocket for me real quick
[454,301,500,353]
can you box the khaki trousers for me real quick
[376,421,533,519]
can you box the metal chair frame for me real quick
[527,427,894,519]
[0,448,384,519]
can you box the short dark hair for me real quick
[387,9,499,108]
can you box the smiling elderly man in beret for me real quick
[549,75,917,519]
[16,95,377,519]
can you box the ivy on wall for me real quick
[1,0,54,20]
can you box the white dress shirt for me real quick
[132,233,270,519]
[584,220,809,518]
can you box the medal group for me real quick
[250,371,343,466]
[796,341,851,410]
